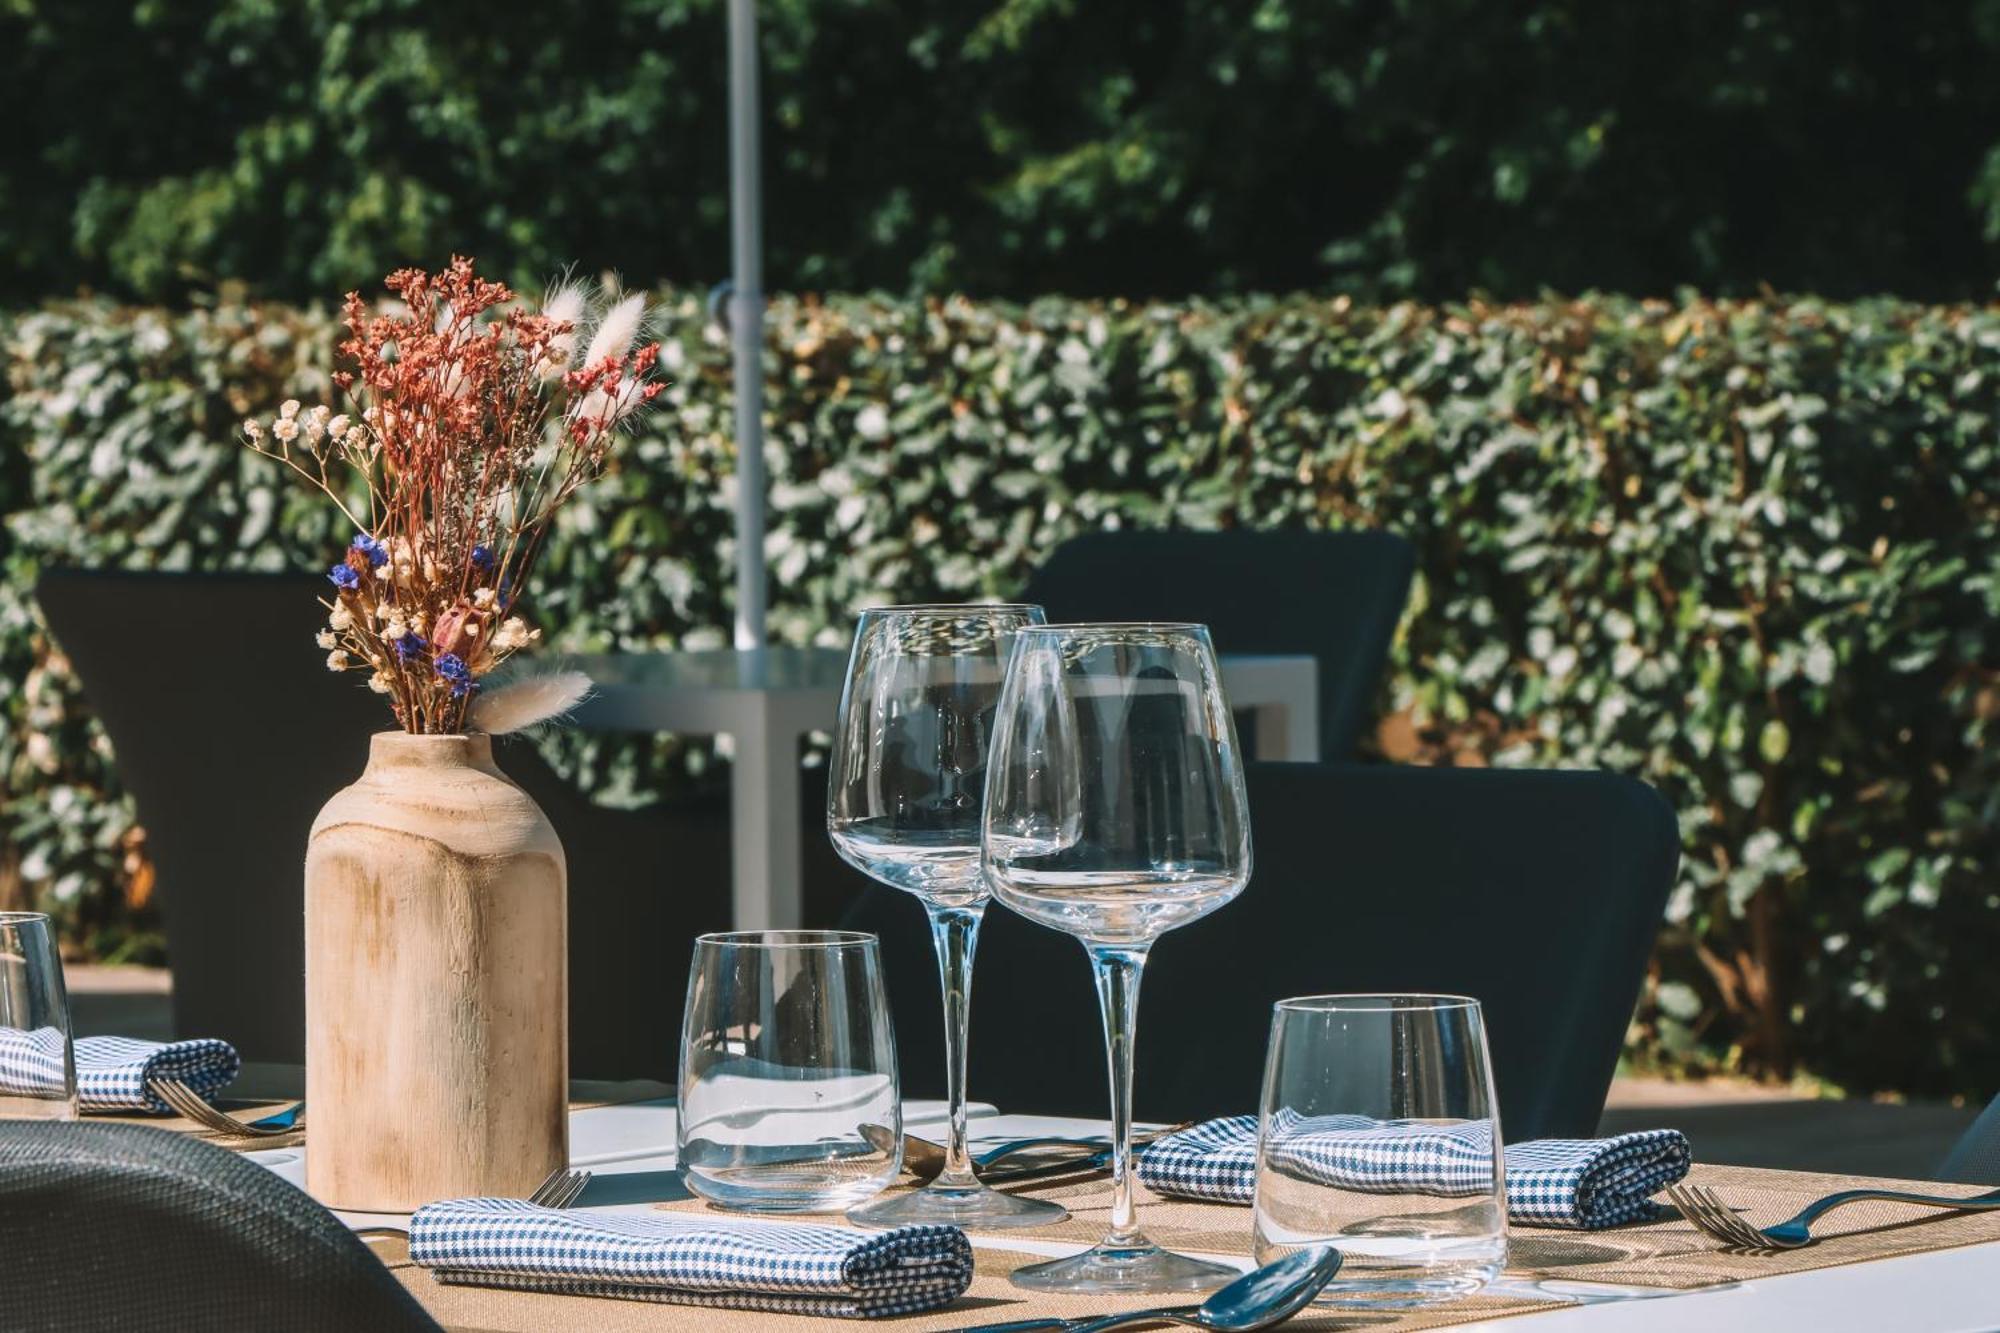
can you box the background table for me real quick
[570,648,1319,930]
[241,1101,2000,1332]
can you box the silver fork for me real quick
[151,1078,302,1139]
[1669,1181,2000,1253]
[355,1166,592,1242]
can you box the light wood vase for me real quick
[304,731,567,1211]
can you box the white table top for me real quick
[246,1105,2000,1331]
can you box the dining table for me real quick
[568,648,1321,932]
[214,1070,2000,1333]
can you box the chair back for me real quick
[1938,1095,2000,1184]
[0,1121,440,1330]
[1019,529,1415,759]
[35,569,728,1075]
[844,761,1678,1141]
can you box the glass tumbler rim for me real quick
[854,601,1045,616]
[0,912,51,927]
[693,929,880,951]
[1017,620,1212,634]
[1275,992,1483,1014]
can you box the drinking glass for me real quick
[677,930,901,1212]
[829,602,1066,1229]
[0,913,77,1120]
[984,623,1252,1292]
[1253,995,1506,1306]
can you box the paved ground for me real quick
[67,967,1984,1181]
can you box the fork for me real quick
[1669,1181,2000,1252]
[355,1166,592,1242]
[151,1078,303,1139]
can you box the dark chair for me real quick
[843,761,1679,1142]
[0,1121,440,1330]
[35,569,730,1078]
[1019,529,1415,760]
[1937,1095,2000,1184]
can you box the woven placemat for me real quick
[379,1236,1569,1332]
[85,1078,672,1153]
[655,1158,2000,1299]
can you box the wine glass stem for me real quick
[1088,942,1150,1245]
[925,900,986,1189]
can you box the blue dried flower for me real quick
[392,632,428,662]
[350,533,389,567]
[470,544,495,573]
[328,563,360,590]
[435,653,476,697]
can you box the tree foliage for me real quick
[5,0,1999,304]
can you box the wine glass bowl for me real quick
[983,622,1252,1292]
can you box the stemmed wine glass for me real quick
[829,603,1067,1229]
[982,623,1252,1292]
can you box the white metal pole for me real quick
[728,0,768,650]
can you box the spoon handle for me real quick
[1064,1310,1203,1333]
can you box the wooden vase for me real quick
[304,731,567,1211]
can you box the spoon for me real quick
[963,1246,1341,1333]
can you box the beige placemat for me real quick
[655,1159,2000,1296]
[87,1078,673,1152]
[380,1237,1568,1332]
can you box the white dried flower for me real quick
[310,404,332,425]
[328,604,354,630]
[367,673,392,694]
[271,417,299,443]
[315,630,337,649]
[242,418,265,442]
[493,617,539,652]
[385,617,409,640]
[280,399,302,420]
[303,416,326,445]
[472,587,497,610]
[373,564,391,582]
[325,649,351,671]
[327,414,350,439]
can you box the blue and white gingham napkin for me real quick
[1138,1115,1691,1230]
[0,1029,240,1114]
[408,1199,974,1318]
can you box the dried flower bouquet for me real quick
[244,258,659,734]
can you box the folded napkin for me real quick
[0,1029,241,1114]
[409,1199,973,1318]
[1138,1115,1690,1230]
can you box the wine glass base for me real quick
[1007,1238,1237,1294]
[847,1180,1069,1230]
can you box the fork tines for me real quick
[527,1167,591,1209]
[152,1078,294,1139]
[1668,1183,1777,1252]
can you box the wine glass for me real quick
[829,603,1066,1229]
[983,623,1252,1293]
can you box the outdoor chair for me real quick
[1019,528,1416,760]
[0,1120,440,1330]
[1937,1095,2000,1184]
[35,569,728,1079]
[842,760,1679,1142]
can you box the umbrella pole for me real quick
[728,0,767,650]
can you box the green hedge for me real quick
[4,291,1998,1094]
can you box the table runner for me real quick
[833,1162,2000,1292]
[381,1237,1570,1332]
[88,1077,675,1151]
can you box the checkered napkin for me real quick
[408,1199,974,1318]
[1138,1115,1691,1230]
[0,1029,241,1113]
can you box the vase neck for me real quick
[364,731,497,775]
